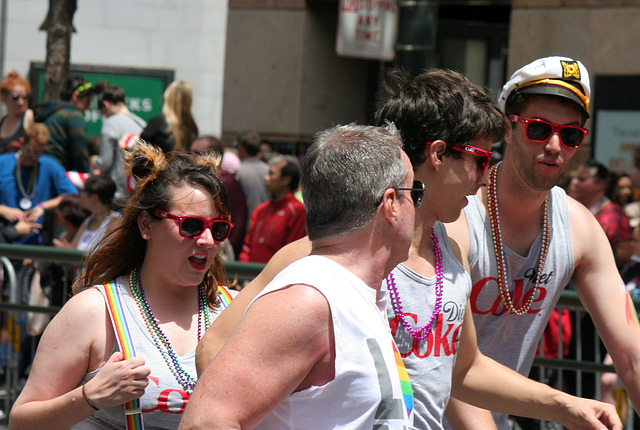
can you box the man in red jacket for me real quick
[239,155,306,263]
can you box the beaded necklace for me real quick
[487,162,550,316]
[15,151,38,209]
[129,266,210,391]
[386,228,443,340]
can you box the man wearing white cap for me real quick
[447,56,640,428]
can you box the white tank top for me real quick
[250,255,415,429]
[387,221,470,429]
[71,280,231,429]
[460,186,574,429]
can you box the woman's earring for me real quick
[143,234,149,239]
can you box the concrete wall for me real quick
[507,1,640,111]
[507,0,640,165]
[222,0,373,138]
[222,8,307,135]
[508,4,640,76]
[2,0,228,136]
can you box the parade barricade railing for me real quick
[530,291,640,429]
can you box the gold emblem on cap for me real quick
[561,61,581,80]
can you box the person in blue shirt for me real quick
[0,123,78,245]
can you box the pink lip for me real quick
[188,255,209,271]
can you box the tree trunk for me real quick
[41,0,77,102]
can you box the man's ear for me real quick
[379,187,400,224]
[503,116,512,145]
[427,140,447,170]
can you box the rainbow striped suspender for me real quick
[217,285,233,308]
[103,280,145,430]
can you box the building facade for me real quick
[1,0,639,161]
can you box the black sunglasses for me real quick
[395,180,426,208]
[154,210,234,242]
[11,94,28,102]
[509,114,588,148]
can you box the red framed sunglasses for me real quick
[426,141,493,174]
[509,115,588,148]
[154,210,234,242]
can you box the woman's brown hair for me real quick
[75,141,231,309]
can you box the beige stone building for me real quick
[222,0,640,170]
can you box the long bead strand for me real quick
[129,266,209,391]
[487,163,550,316]
[387,228,444,340]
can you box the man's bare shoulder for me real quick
[196,236,314,376]
[265,237,313,277]
[253,282,329,313]
[242,283,333,364]
[566,194,605,241]
[565,193,616,269]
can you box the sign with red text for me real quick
[336,0,398,61]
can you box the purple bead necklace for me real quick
[387,228,444,340]
[129,266,209,391]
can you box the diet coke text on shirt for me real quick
[471,268,555,316]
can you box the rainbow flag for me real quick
[103,281,145,430]
[392,341,414,420]
[625,291,640,328]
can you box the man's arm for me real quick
[182,283,333,430]
[51,160,81,196]
[569,198,640,414]
[450,305,622,429]
[444,227,498,429]
[24,194,69,223]
[0,205,24,222]
[444,397,497,430]
[195,237,312,376]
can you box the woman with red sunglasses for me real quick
[0,71,34,153]
[11,141,236,429]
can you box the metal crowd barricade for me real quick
[0,244,84,417]
[0,256,17,419]
[529,291,640,430]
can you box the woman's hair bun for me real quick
[124,139,167,183]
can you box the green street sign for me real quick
[29,62,174,138]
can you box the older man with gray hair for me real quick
[181,123,418,429]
